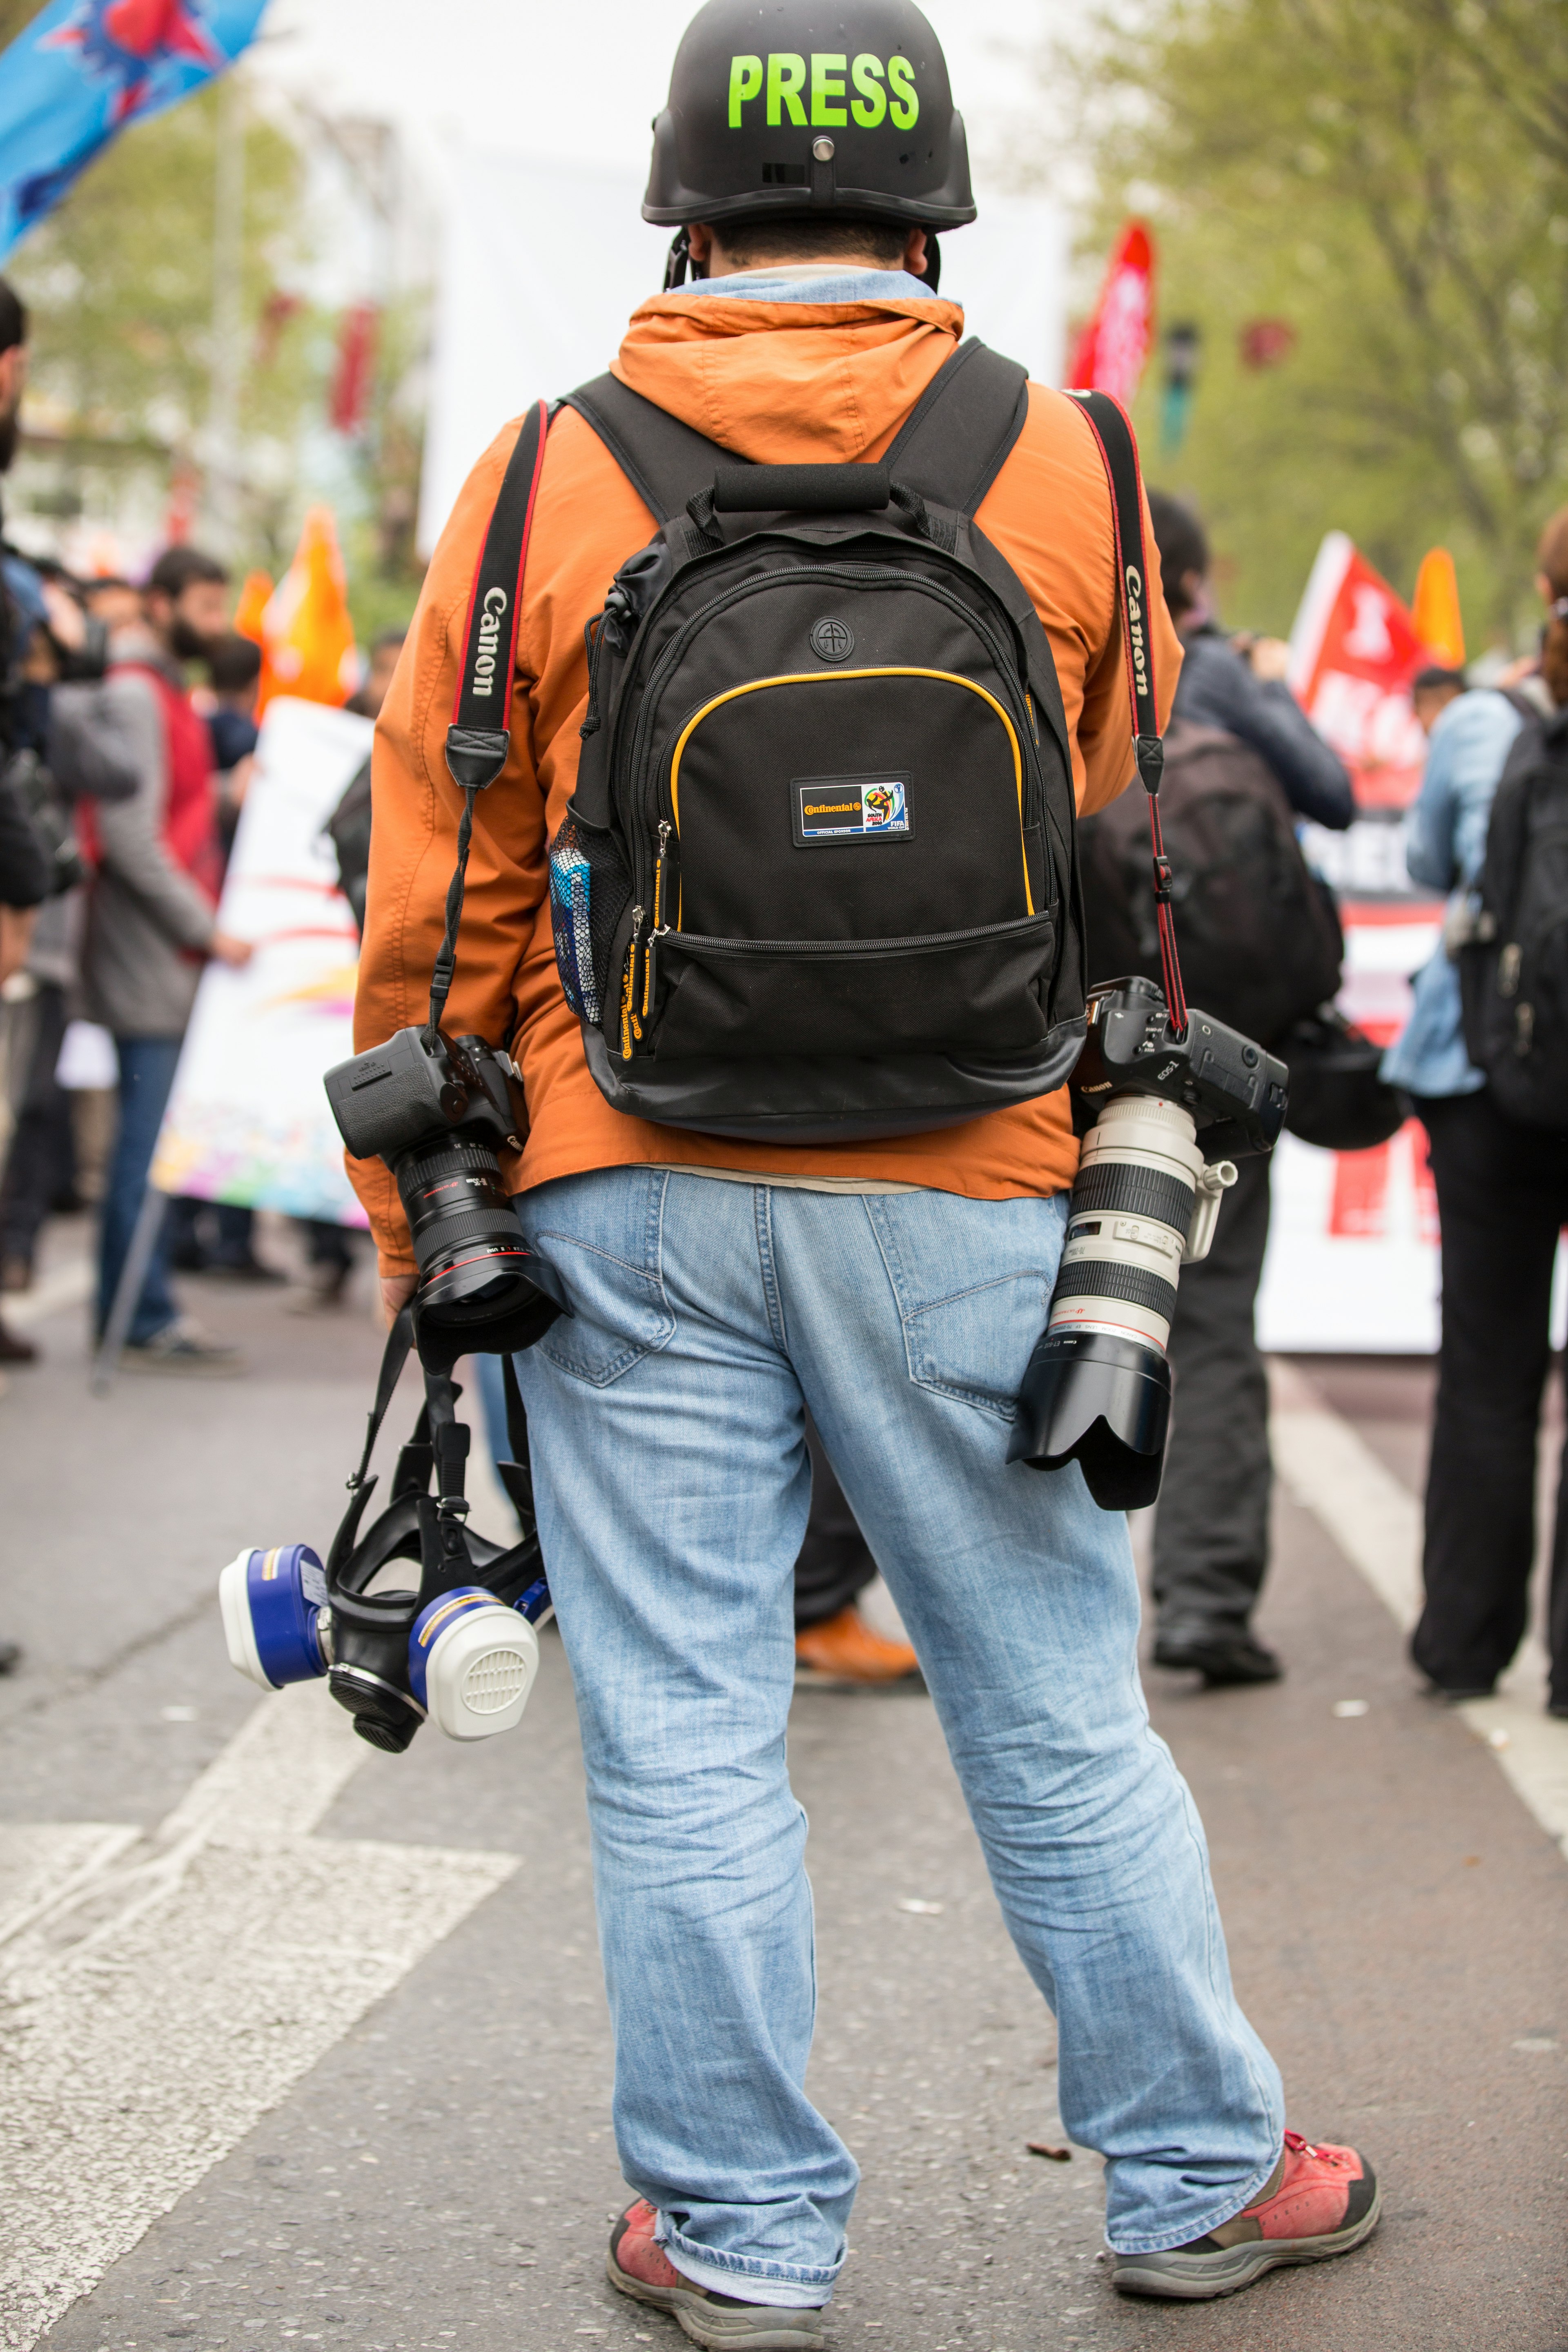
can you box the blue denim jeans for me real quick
[97,1035,181,1345]
[512,1170,1283,2303]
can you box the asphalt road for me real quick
[3,1229,1566,2352]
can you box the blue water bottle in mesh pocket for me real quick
[548,817,600,1025]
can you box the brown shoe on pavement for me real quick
[1112,2129,1380,2300]
[794,1604,919,1686]
[608,2201,828,2348]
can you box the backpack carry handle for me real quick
[712,463,890,514]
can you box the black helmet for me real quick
[644,0,976,236]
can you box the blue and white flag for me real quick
[0,0,270,261]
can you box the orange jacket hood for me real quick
[612,287,965,462]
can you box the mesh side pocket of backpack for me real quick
[548,810,630,1029]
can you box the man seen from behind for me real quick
[349,6,1380,2338]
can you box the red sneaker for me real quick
[606,2201,828,2348]
[1112,2130,1380,2300]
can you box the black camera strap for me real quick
[1067,390,1189,1038]
[427,398,551,1043]
[328,1301,538,1585]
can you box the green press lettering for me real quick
[887,53,919,129]
[766,52,808,126]
[728,54,763,125]
[849,53,886,127]
[810,52,847,125]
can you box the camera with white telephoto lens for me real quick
[1008,974,1286,1510]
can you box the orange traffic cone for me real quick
[256,509,358,714]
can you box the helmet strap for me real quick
[664,228,704,290]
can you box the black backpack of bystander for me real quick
[1078,718,1343,1045]
[1460,701,1568,1129]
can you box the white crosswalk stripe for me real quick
[0,1684,519,2352]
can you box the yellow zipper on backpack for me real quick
[665,668,1032,929]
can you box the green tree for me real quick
[1051,0,1568,641]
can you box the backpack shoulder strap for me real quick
[562,372,736,523]
[880,338,1030,519]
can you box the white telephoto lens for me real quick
[1047,1095,1203,1352]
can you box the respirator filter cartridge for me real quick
[408,1587,541,1740]
[219,1544,331,1690]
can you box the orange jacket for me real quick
[350,286,1183,1276]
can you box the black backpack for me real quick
[1460,701,1568,1130]
[540,342,1103,1143]
[1078,719,1343,1047]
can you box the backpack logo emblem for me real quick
[810,617,854,664]
[793,773,912,846]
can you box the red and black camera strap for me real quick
[1068,389,1189,1038]
[426,398,550,1042]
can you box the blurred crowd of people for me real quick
[2,244,1566,1728]
[0,277,407,1403]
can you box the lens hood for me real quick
[1007,1327,1172,1512]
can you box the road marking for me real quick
[4,1255,91,1332]
[1270,1367,1568,1862]
[0,1683,519,2352]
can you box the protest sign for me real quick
[150,696,370,1224]
[1287,530,1432,811]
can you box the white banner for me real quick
[1258,904,1441,1352]
[151,698,372,1224]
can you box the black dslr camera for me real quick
[325,1025,554,1337]
[1008,977,1287,1511]
[1072,974,1287,1157]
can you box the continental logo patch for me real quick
[793,773,913,846]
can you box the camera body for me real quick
[325,1026,559,1337]
[325,1023,524,1163]
[1009,978,1287,1511]
[1071,974,1287,1161]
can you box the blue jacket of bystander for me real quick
[1381,685,1541,1099]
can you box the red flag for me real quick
[1066,222,1155,404]
[329,302,379,437]
[1287,533,1433,811]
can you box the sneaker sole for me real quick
[606,2252,827,2348]
[1112,2180,1382,2301]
